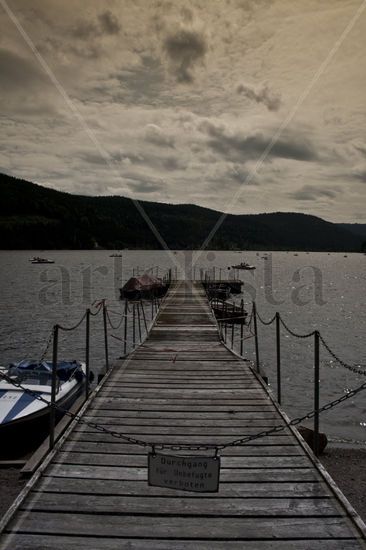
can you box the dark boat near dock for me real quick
[120,273,169,301]
[211,299,248,325]
[231,261,256,270]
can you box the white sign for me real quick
[148,452,220,493]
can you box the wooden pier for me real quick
[1,281,366,548]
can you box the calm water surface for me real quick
[0,250,365,444]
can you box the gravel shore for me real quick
[1,445,366,524]
[319,445,366,522]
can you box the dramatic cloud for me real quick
[71,10,121,39]
[163,28,207,83]
[290,184,340,201]
[144,124,175,148]
[0,0,365,221]
[236,83,281,111]
[199,120,318,163]
[98,10,121,35]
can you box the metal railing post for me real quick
[240,299,244,356]
[276,312,281,405]
[49,324,59,450]
[85,308,90,399]
[253,302,260,373]
[140,300,148,333]
[314,330,320,456]
[132,303,136,348]
[102,300,109,371]
[123,300,128,355]
[137,302,142,343]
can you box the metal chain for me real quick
[2,369,366,453]
[39,330,54,361]
[319,333,366,377]
[58,311,87,332]
[256,311,276,326]
[89,302,104,317]
[105,308,124,331]
[279,316,316,339]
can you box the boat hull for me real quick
[0,380,85,455]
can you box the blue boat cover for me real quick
[8,360,82,381]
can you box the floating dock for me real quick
[0,281,365,548]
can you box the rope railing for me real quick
[7,292,165,451]
[2,366,366,455]
[209,297,364,456]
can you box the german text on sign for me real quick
[148,452,220,493]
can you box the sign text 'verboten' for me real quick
[148,452,220,493]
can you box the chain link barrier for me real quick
[256,311,276,326]
[105,308,124,331]
[319,333,366,377]
[2,367,366,453]
[39,330,54,361]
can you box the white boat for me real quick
[231,262,256,270]
[0,360,86,446]
[30,257,55,264]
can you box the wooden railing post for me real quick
[253,302,260,374]
[49,324,59,450]
[314,330,320,456]
[132,303,136,348]
[276,312,281,405]
[85,308,90,399]
[102,300,109,371]
[124,300,128,355]
[240,299,244,356]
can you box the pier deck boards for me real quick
[1,281,366,549]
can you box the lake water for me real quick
[0,249,365,445]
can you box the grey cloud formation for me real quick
[163,27,207,83]
[199,120,318,163]
[98,10,121,35]
[290,184,340,201]
[353,166,366,182]
[71,10,120,39]
[0,47,58,114]
[144,124,175,148]
[236,82,281,111]
[0,48,46,91]
[1,0,365,221]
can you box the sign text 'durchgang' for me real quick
[148,453,220,493]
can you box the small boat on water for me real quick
[0,360,87,444]
[211,298,248,325]
[120,273,168,300]
[30,257,55,264]
[110,253,122,257]
[231,262,256,270]
[206,284,230,301]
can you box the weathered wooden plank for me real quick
[84,410,280,420]
[72,425,290,436]
[6,513,356,540]
[22,493,339,517]
[2,534,362,550]
[81,416,285,427]
[34,477,329,498]
[51,452,311,469]
[60,442,303,457]
[44,464,320,482]
[67,432,296,445]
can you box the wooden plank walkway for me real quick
[1,280,366,549]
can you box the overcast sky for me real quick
[0,0,365,222]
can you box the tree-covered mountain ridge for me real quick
[0,173,365,251]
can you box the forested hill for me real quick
[0,173,364,251]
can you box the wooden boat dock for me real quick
[1,281,366,548]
